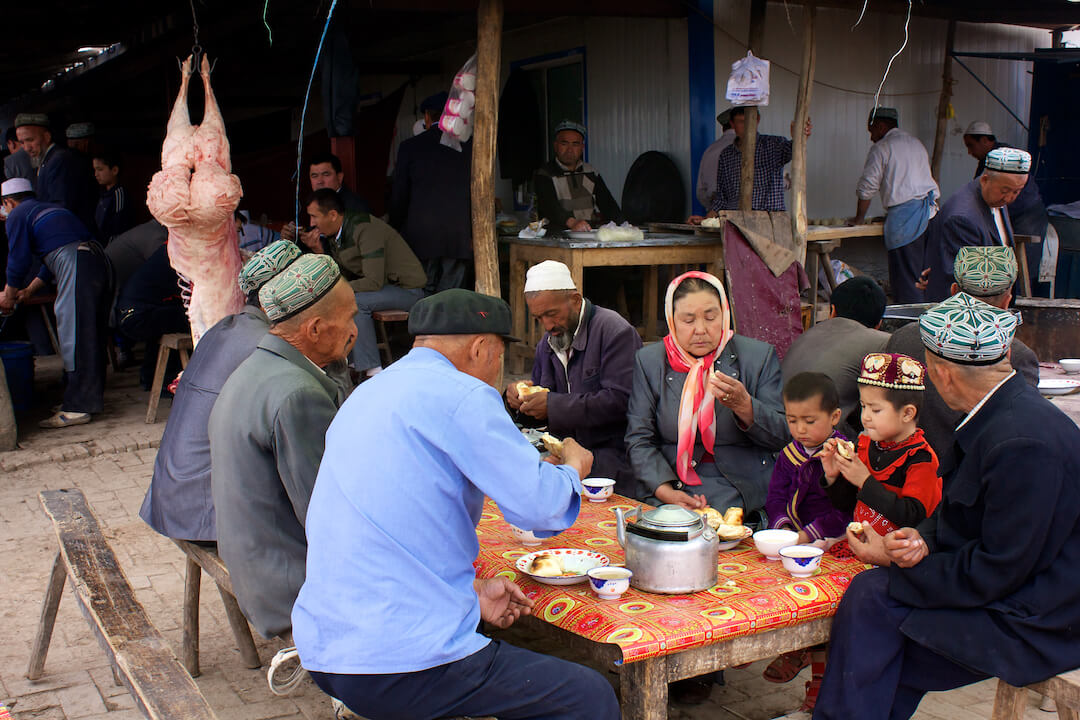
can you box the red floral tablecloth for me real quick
[474,495,869,664]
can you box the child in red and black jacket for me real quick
[821,352,941,535]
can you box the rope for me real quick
[871,0,913,116]
[681,0,939,98]
[263,0,273,46]
[295,0,339,229]
[851,0,870,31]
[267,647,308,696]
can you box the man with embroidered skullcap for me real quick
[506,260,642,496]
[142,240,336,542]
[852,107,939,303]
[533,120,624,232]
[886,245,1038,456]
[15,113,96,229]
[209,253,358,639]
[814,292,1080,720]
[922,146,1031,302]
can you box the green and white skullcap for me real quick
[984,147,1030,174]
[238,240,302,295]
[919,292,1019,365]
[259,254,341,323]
[952,246,1017,297]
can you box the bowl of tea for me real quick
[586,566,633,599]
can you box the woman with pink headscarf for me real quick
[625,272,788,515]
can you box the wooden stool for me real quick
[373,309,409,366]
[172,539,261,677]
[146,332,193,424]
[992,669,1080,719]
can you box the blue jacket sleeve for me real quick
[5,208,33,288]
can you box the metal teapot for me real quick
[613,504,718,594]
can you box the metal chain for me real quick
[188,0,201,55]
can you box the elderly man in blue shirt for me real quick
[292,289,620,720]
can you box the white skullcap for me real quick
[525,260,577,293]
[964,121,993,136]
[1,178,33,197]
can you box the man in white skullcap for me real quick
[505,260,642,495]
[923,146,1032,302]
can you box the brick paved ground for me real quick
[0,357,1069,719]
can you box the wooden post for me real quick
[930,20,956,182]
[739,0,768,212]
[471,0,503,297]
[790,4,816,259]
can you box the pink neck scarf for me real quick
[662,271,734,486]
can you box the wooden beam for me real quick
[330,137,359,194]
[471,0,503,298]
[930,20,956,182]
[790,4,816,261]
[738,0,768,212]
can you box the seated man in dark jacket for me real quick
[815,293,1080,720]
[533,120,623,233]
[505,261,642,496]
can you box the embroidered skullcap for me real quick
[524,260,577,293]
[858,352,926,391]
[65,122,95,139]
[953,246,1017,297]
[259,254,342,323]
[919,292,1019,365]
[1,178,33,197]
[964,120,993,136]
[868,107,898,125]
[984,147,1030,174]
[238,239,302,295]
[14,113,49,128]
[554,119,587,140]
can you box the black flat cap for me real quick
[420,92,449,114]
[409,289,519,342]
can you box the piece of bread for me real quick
[528,553,563,577]
[696,507,725,529]
[540,433,565,457]
[716,524,748,541]
[515,381,549,399]
[847,521,866,535]
[722,507,743,526]
[836,439,856,460]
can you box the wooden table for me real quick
[475,496,868,720]
[504,234,725,373]
[804,223,883,320]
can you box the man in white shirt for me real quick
[921,147,1030,302]
[695,109,736,209]
[851,107,939,304]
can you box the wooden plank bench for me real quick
[992,669,1080,720]
[171,539,261,677]
[28,488,219,719]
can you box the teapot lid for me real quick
[641,504,702,528]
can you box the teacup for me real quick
[753,529,799,560]
[1060,358,1080,374]
[509,525,542,546]
[587,566,632,599]
[779,545,824,577]
[582,477,616,502]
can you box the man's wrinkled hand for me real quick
[476,577,534,629]
[558,437,594,480]
[506,381,526,410]
[884,528,928,568]
[520,389,548,420]
[847,525,891,566]
[915,267,931,292]
[300,227,323,252]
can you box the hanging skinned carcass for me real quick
[147,54,245,344]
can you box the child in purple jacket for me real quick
[766,372,852,545]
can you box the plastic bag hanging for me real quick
[439,53,478,152]
[725,51,770,107]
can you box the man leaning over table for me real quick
[292,289,620,720]
[813,294,1080,720]
[507,260,642,497]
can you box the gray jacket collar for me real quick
[665,336,742,391]
[256,334,342,402]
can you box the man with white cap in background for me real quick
[922,146,1031,302]
[533,120,624,233]
[1,177,109,428]
[506,260,642,496]
[962,121,1048,291]
[852,106,939,303]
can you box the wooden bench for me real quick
[992,670,1080,719]
[373,309,409,366]
[172,539,261,677]
[146,332,193,424]
[29,488,219,719]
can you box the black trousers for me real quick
[309,639,620,720]
[63,248,110,414]
[887,236,927,305]
[813,569,987,720]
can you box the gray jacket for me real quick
[625,335,789,511]
[209,334,345,639]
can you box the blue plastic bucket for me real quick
[0,341,35,412]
